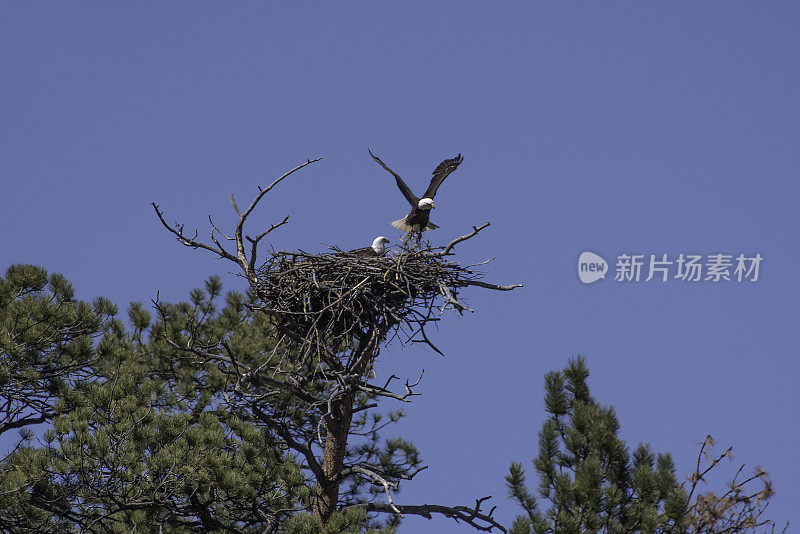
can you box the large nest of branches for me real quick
[152,155,520,363]
[251,227,517,356]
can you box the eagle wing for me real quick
[369,150,418,207]
[340,246,376,257]
[423,154,463,199]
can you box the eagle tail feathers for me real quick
[390,218,413,232]
[390,218,439,232]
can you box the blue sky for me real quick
[2,3,798,531]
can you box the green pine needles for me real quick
[507,356,691,534]
[506,357,783,534]
[0,267,308,532]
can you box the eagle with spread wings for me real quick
[369,150,463,235]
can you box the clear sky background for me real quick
[2,3,798,531]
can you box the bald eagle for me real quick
[341,236,390,257]
[369,150,463,234]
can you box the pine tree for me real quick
[0,151,520,533]
[506,357,782,534]
[0,264,115,437]
[506,356,689,533]
[0,274,308,532]
[144,158,516,531]
[1,272,408,532]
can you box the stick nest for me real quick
[252,245,484,351]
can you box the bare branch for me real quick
[466,280,523,291]
[234,158,322,280]
[153,157,322,283]
[350,466,402,515]
[151,202,238,263]
[356,370,424,402]
[439,281,473,315]
[441,222,491,256]
[230,194,242,216]
[353,496,506,532]
[413,325,445,356]
[247,214,291,274]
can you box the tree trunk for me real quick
[314,328,383,521]
[313,391,356,520]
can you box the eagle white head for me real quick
[418,198,435,210]
[371,236,390,254]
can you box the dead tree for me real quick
[685,435,787,533]
[152,157,521,532]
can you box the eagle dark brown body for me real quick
[369,150,463,234]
